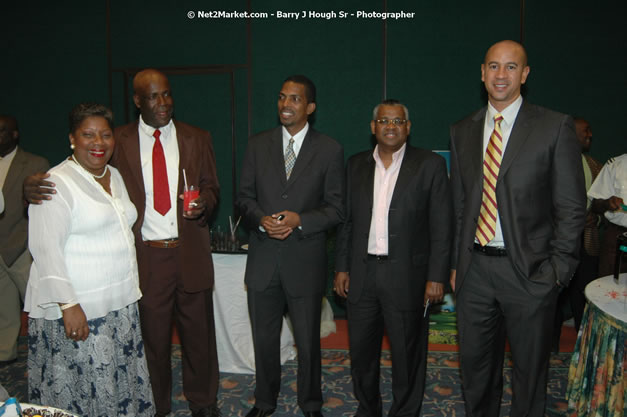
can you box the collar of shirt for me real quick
[485,95,523,148]
[139,115,174,143]
[372,142,407,172]
[282,122,309,158]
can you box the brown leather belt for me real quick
[144,238,180,248]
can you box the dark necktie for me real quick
[152,129,171,215]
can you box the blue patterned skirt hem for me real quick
[28,302,155,417]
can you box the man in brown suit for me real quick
[25,70,221,417]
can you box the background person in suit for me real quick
[24,69,221,417]
[449,40,586,417]
[237,75,344,417]
[0,115,49,366]
[334,99,452,416]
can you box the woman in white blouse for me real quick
[24,103,154,416]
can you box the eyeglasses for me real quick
[375,118,407,126]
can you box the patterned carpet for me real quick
[1,337,573,416]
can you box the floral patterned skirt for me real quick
[28,303,155,417]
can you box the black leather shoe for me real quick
[245,406,275,417]
[303,412,323,417]
[192,405,222,417]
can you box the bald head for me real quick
[484,40,528,67]
[0,115,19,157]
[132,69,174,128]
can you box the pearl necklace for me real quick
[71,154,108,179]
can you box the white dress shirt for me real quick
[138,116,179,240]
[588,153,627,227]
[25,159,141,320]
[481,95,524,247]
[368,143,407,255]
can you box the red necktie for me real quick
[152,129,171,215]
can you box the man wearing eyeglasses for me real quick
[334,99,452,416]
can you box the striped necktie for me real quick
[476,114,504,246]
[284,137,296,179]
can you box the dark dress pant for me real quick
[248,271,323,413]
[457,251,559,417]
[347,257,428,417]
[138,246,219,414]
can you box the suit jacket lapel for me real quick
[3,148,26,194]
[466,109,486,189]
[268,127,287,187]
[117,122,146,209]
[499,101,535,179]
[390,146,417,207]
[363,153,375,211]
[175,121,189,193]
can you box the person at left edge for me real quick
[23,69,221,417]
[237,75,344,417]
[334,99,452,416]
[0,115,49,367]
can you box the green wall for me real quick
[2,0,625,229]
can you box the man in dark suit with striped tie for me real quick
[449,40,586,417]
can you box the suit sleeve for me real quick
[426,156,453,283]
[546,115,586,285]
[237,139,267,231]
[199,130,220,218]
[334,158,352,273]
[299,142,345,234]
[449,125,463,270]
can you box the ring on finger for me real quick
[71,331,77,336]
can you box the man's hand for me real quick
[261,211,301,240]
[592,196,625,214]
[424,281,444,306]
[449,269,457,292]
[62,304,89,342]
[24,172,55,204]
[608,196,625,211]
[180,193,206,219]
[334,272,350,298]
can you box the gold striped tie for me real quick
[476,114,504,246]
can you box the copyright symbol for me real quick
[187,11,195,19]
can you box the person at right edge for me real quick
[588,153,627,277]
[449,40,586,417]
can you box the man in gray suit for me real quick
[237,75,344,417]
[334,99,452,416]
[0,115,49,365]
[449,40,586,417]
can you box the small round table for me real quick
[566,273,627,416]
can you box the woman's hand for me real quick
[62,304,90,341]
